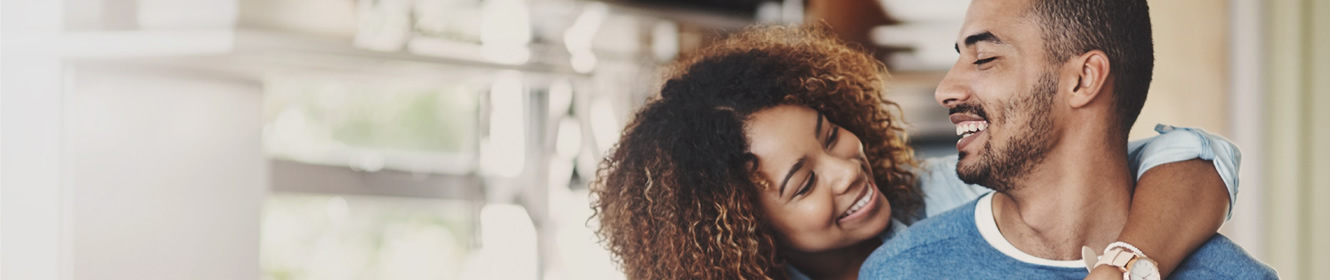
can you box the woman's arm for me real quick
[1086,125,1240,279]
[1086,159,1229,279]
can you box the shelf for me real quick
[232,29,590,76]
[62,28,594,80]
[59,28,237,58]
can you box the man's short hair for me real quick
[1027,0,1154,133]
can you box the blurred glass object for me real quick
[355,0,414,51]
[564,2,607,73]
[588,97,621,154]
[555,118,583,160]
[413,0,484,43]
[782,0,805,24]
[551,189,624,280]
[547,156,577,217]
[755,2,783,23]
[651,21,680,62]
[548,79,574,117]
[480,0,532,64]
[870,0,968,71]
[545,119,621,280]
[590,14,643,60]
[754,0,803,24]
[240,0,358,37]
[479,71,527,178]
[870,23,963,71]
[876,0,970,22]
[263,75,479,174]
[458,204,540,280]
[547,116,581,218]
[261,193,478,280]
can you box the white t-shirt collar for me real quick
[974,193,1086,268]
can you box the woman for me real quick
[590,26,1235,279]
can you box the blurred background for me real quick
[2,0,1326,279]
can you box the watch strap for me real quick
[1090,242,1159,280]
[1105,241,1150,259]
[1097,248,1136,269]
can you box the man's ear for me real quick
[1067,50,1111,108]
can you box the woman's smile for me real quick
[746,105,894,253]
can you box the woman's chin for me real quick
[857,192,894,238]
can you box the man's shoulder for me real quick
[894,199,978,244]
[860,199,982,278]
[1172,234,1279,279]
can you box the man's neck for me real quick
[990,132,1133,260]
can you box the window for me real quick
[263,74,480,174]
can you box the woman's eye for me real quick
[825,126,840,149]
[796,173,816,196]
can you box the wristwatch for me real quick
[1082,242,1161,280]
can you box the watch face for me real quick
[1129,259,1160,280]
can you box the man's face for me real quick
[936,0,1063,191]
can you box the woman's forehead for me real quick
[745,105,822,182]
[745,105,820,152]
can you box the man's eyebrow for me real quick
[780,157,807,196]
[954,31,1002,53]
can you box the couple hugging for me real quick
[590,0,1277,279]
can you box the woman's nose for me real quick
[823,156,862,196]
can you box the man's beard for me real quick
[956,71,1058,193]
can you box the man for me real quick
[859,0,1276,279]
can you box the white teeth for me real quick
[955,121,989,138]
[841,187,874,219]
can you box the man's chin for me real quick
[958,174,985,186]
[958,166,1014,193]
[957,158,1004,190]
[955,161,986,185]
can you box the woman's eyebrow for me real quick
[814,112,824,137]
[780,157,806,196]
[780,112,823,197]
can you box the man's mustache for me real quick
[949,103,989,121]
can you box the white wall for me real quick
[1225,0,1267,261]
[67,65,264,280]
[1265,0,1330,278]
[1134,0,1231,138]
[2,1,71,279]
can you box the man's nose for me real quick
[935,65,972,108]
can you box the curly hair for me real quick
[590,25,921,280]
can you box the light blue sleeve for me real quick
[1127,124,1241,220]
[916,124,1240,220]
[915,157,991,218]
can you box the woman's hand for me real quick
[1085,266,1123,280]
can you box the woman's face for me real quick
[746,105,893,253]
